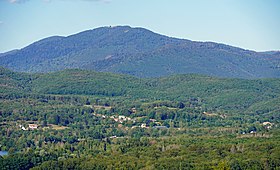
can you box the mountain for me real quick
[0,26,279,78]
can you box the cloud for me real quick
[7,0,28,3]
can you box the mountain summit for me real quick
[0,26,279,78]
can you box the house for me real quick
[19,125,27,131]
[131,108,137,113]
[28,124,38,130]
[118,115,131,122]
[118,115,126,120]
[262,122,272,126]
[141,123,147,128]
[262,122,273,129]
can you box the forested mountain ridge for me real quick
[1,67,280,117]
[0,26,279,78]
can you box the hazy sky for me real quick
[0,0,279,53]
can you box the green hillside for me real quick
[1,67,280,116]
[27,68,280,114]
[0,67,32,94]
[1,67,280,169]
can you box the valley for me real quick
[0,67,279,169]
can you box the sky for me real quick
[0,0,279,53]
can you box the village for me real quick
[13,104,275,140]
[91,105,168,130]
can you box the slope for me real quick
[0,26,279,78]
[0,68,276,115]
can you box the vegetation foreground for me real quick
[0,67,280,169]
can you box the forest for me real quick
[0,67,280,169]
